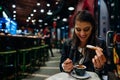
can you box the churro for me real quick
[86,45,97,50]
[86,45,103,51]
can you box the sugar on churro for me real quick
[86,45,103,51]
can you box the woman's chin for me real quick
[80,39,87,43]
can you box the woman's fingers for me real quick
[64,58,72,64]
[64,65,73,72]
[95,48,106,63]
[92,55,103,68]
[63,58,73,72]
[92,48,106,69]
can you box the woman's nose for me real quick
[79,30,85,36]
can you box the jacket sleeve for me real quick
[95,38,109,78]
[59,39,71,72]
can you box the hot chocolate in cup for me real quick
[74,64,86,76]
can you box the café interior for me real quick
[0,0,120,80]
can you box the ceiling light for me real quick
[30,13,34,16]
[111,15,114,19]
[61,27,65,29]
[111,3,115,7]
[55,2,59,5]
[37,3,40,6]
[26,19,29,22]
[44,23,48,25]
[33,9,37,12]
[13,11,16,13]
[40,9,44,13]
[38,19,43,22]
[32,19,36,23]
[68,7,74,11]
[28,17,31,20]
[32,20,34,23]
[47,10,53,15]
[47,3,50,7]
[13,15,16,17]
[62,18,67,22]
[12,4,16,8]
[57,16,60,19]
[13,18,16,20]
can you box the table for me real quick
[45,71,101,80]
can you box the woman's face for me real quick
[75,21,92,43]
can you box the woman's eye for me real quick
[76,28,81,32]
[84,27,90,32]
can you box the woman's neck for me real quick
[80,42,86,48]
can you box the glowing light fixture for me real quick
[47,3,50,7]
[30,13,34,16]
[13,11,16,13]
[62,18,67,22]
[37,3,40,6]
[28,17,31,20]
[26,19,29,22]
[12,4,16,8]
[33,9,37,12]
[13,15,16,17]
[44,23,48,25]
[68,7,74,11]
[40,9,44,13]
[47,10,52,15]
[38,19,43,22]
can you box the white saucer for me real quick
[71,71,90,79]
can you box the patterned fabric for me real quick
[59,38,108,78]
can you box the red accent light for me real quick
[53,21,56,28]
[116,33,120,43]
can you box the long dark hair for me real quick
[72,10,97,47]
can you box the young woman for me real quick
[59,10,108,78]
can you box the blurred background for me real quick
[0,0,120,80]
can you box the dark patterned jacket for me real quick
[59,38,108,78]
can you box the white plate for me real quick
[71,71,90,79]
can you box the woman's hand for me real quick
[92,47,106,69]
[63,58,74,72]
